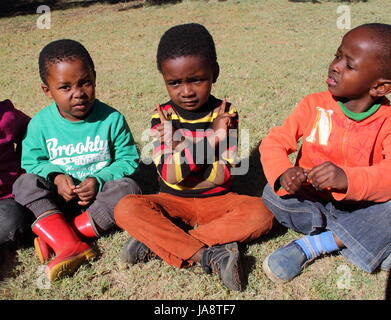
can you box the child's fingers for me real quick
[62,193,76,202]
[78,200,91,206]
[218,99,227,115]
[64,175,76,190]
[74,184,90,194]
[307,161,332,180]
[308,170,332,190]
[76,191,95,201]
[156,104,168,123]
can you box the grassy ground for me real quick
[0,0,390,300]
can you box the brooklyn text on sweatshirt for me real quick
[22,99,139,190]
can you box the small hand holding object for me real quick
[279,167,309,194]
[73,177,99,206]
[307,161,348,192]
[54,174,77,202]
[211,99,237,146]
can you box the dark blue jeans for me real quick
[262,184,391,273]
[0,198,32,245]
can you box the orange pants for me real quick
[114,192,274,268]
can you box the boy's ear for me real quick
[41,83,53,99]
[371,79,391,97]
[212,62,220,83]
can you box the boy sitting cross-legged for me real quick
[114,23,274,291]
[260,23,391,283]
[13,39,141,281]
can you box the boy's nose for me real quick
[330,61,340,73]
[181,83,195,97]
[73,86,86,98]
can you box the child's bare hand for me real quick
[153,104,177,148]
[53,174,77,202]
[307,161,348,192]
[279,167,308,194]
[74,177,99,206]
[212,99,237,146]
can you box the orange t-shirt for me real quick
[260,91,391,202]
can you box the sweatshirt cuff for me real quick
[89,173,111,191]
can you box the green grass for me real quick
[0,0,390,300]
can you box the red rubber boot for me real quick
[72,211,99,238]
[34,211,98,263]
[32,212,96,281]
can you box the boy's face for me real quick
[41,58,96,121]
[160,55,218,111]
[326,27,383,107]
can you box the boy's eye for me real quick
[167,81,180,87]
[190,78,202,84]
[346,63,354,70]
[59,85,70,90]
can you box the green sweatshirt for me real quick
[22,99,139,190]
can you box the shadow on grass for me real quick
[132,161,160,195]
[0,0,144,18]
[0,230,34,281]
[231,143,267,197]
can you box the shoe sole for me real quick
[262,254,290,284]
[34,237,51,263]
[220,243,243,291]
[47,248,96,281]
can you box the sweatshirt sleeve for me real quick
[90,114,139,189]
[21,117,65,179]
[260,97,309,191]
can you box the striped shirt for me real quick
[151,95,239,197]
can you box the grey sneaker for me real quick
[263,241,310,283]
[201,242,244,291]
[121,237,158,265]
[380,253,391,272]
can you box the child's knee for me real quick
[114,195,144,222]
[12,174,52,207]
[102,178,141,197]
[249,200,274,232]
[13,173,43,192]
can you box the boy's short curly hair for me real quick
[358,23,391,78]
[39,39,95,84]
[156,23,217,72]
